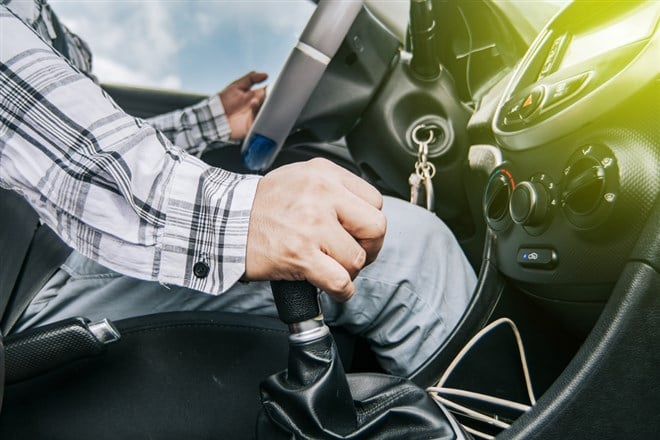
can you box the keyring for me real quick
[412,124,436,145]
[415,161,437,179]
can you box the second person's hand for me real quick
[219,71,268,140]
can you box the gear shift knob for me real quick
[270,280,329,343]
[270,280,320,324]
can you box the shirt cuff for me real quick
[158,152,260,295]
[203,93,232,144]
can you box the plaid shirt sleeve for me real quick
[146,94,232,157]
[0,7,260,295]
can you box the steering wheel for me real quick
[241,0,363,171]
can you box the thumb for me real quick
[234,71,268,90]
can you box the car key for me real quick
[410,124,436,211]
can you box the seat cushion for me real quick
[0,311,290,439]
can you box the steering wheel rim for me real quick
[241,0,363,171]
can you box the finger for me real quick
[320,221,367,279]
[340,171,383,209]
[251,87,267,108]
[234,71,268,90]
[249,99,261,114]
[358,234,385,266]
[334,191,386,264]
[335,190,387,240]
[249,71,268,84]
[304,251,355,302]
[313,159,382,209]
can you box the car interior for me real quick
[0,0,658,438]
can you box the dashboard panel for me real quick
[474,1,660,301]
[493,1,659,148]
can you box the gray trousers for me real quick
[16,196,476,377]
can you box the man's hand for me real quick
[220,71,268,140]
[245,158,386,301]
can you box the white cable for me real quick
[431,395,511,430]
[427,318,537,438]
[457,5,474,100]
[463,425,495,440]
[427,386,532,413]
[434,317,537,405]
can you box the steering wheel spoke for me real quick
[241,0,363,171]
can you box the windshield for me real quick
[50,0,316,94]
[501,0,571,31]
[49,0,570,94]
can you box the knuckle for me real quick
[307,178,329,195]
[283,235,309,261]
[372,212,387,237]
[374,192,384,209]
[309,157,331,170]
[300,206,324,229]
[327,274,351,296]
[352,247,367,271]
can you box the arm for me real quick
[1,6,386,301]
[147,72,268,156]
[0,6,259,294]
[146,94,231,156]
[15,0,266,157]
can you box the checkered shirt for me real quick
[0,5,261,294]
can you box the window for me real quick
[50,0,316,94]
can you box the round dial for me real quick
[483,167,515,231]
[561,145,618,229]
[509,181,549,227]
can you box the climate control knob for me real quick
[483,167,515,231]
[509,181,548,226]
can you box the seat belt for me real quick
[0,189,39,323]
[0,189,72,335]
[0,188,39,412]
[2,226,72,334]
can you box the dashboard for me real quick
[474,1,660,301]
[493,1,659,147]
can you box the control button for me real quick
[561,144,619,230]
[502,98,524,127]
[193,261,210,279]
[517,248,558,269]
[545,72,590,108]
[562,157,606,215]
[519,86,544,119]
[509,181,548,227]
[501,85,545,128]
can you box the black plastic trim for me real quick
[410,231,504,386]
[500,195,660,439]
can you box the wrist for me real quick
[158,153,260,294]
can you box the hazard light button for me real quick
[519,86,544,119]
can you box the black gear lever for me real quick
[257,280,463,439]
[270,280,327,342]
[267,280,358,436]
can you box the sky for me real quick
[50,0,316,94]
